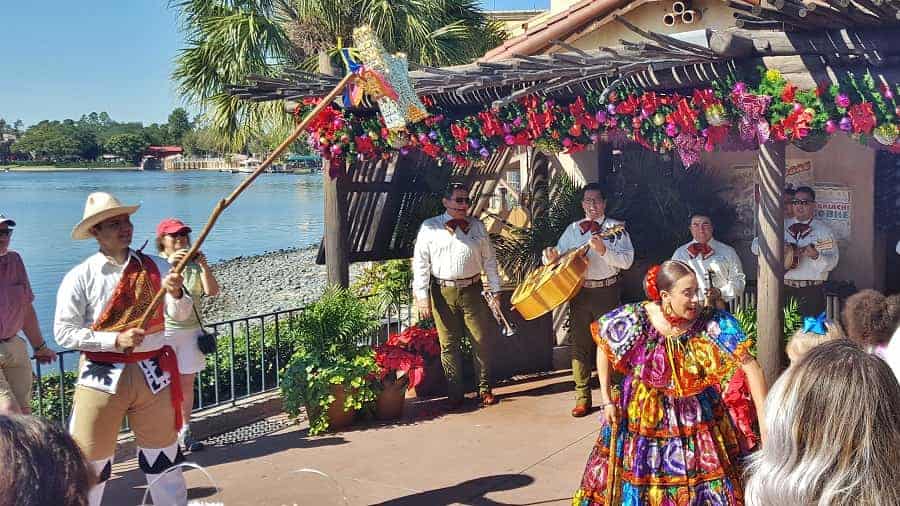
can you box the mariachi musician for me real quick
[671,212,746,309]
[542,183,634,417]
[413,182,501,410]
[752,186,838,315]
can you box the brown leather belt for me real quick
[434,275,481,288]
[785,280,823,288]
[583,276,618,289]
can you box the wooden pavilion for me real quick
[229,6,900,384]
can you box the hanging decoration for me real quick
[298,66,900,170]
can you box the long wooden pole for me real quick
[756,140,787,385]
[135,73,355,332]
[320,52,351,287]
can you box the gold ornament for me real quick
[873,123,899,146]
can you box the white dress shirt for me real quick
[551,217,634,280]
[671,238,746,302]
[412,213,501,300]
[750,218,839,281]
[54,250,193,352]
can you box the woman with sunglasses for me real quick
[0,214,56,415]
[156,218,220,451]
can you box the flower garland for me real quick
[298,68,900,172]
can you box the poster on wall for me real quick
[721,160,814,242]
[813,184,852,242]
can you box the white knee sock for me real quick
[87,457,113,506]
[138,443,187,505]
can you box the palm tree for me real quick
[171,0,506,149]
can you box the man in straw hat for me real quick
[55,192,194,506]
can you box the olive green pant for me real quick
[430,281,494,400]
[785,284,826,317]
[569,284,620,406]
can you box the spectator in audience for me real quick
[785,312,845,363]
[0,414,92,506]
[745,340,900,506]
[0,214,56,415]
[157,218,220,452]
[842,289,900,381]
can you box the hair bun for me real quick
[644,265,662,302]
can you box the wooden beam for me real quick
[756,140,787,386]
[320,52,351,287]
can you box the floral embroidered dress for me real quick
[573,303,753,506]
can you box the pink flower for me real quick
[835,93,851,108]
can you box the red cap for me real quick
[156,218,192,238]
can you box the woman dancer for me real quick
[573,260,767,505]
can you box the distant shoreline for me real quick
[0,165,140,172]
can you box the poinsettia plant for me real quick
[384,320,441,359]
[374,343,425,390]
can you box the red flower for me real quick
[450,123,470,141]
[514,131,530,145]
[374,344,426,390]
[641,92,660,116]
[615,95,639,116]
[355,135,375,155]
[667,97,698,135]
[691,89,718,108]
[478,111,504,137]
[848,102,876,134]
[781,83,797,103]
[421,143,441,158]
[386,325,441,358]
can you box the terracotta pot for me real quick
[376,378,407,421]
[411,356,448,398]
[307,385,356,432]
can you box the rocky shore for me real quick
[199,246,363,323]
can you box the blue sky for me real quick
[1,1,548,128]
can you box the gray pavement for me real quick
[104,372,601,506]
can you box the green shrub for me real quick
[280,288,381,435]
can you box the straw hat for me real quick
[71,192,140,240]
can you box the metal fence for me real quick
[31,300,413,426]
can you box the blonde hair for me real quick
[785,320,845,363]
[745,340,900,506]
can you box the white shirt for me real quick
[54,250,194,352]
[412,213,501,300]
[878,326,900,384]
[751,218,839,281]
[551,217,634,280]
[671,238,746,302]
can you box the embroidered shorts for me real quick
[0,336,32,411]
[69,362,177,460]
[165,327,207,374]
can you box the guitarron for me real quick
[511,224,626,320]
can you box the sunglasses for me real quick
[449,197,470,204]
[0,229,11,237]
[792,199,814,205]
[168,230,190,238]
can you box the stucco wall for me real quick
[567,1,735,51]
[700,134,879,289]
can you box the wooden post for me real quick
[320,51,350,287]
[756,140,787,385]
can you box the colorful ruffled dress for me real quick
[573,303,754,506]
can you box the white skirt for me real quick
[164,327,207,374]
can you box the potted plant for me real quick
[372,343,425,420]
[382,319,446,398]
[280,287,381,435]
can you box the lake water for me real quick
[0,170,325,344]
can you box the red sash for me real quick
[88,252,182,430]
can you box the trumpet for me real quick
[482,290,517,337]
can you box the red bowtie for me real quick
[445,218,470,234]
[788,222,811,239]
[688,242,713,258]
[579,220,602,235]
